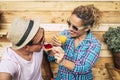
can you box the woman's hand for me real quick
[52,47,64,64]
[52,35,62,46]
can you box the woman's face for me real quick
[68,14,88,38]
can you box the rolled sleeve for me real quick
[0,60,18,77]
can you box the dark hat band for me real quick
[16,20,34,46]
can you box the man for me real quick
[0,17,53,80]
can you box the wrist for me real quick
[60,58,65,65]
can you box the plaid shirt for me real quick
[48,30,101,80]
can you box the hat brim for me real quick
[12,18,40,49]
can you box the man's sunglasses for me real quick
[67,20,85,31]
[30,35,44,45]
[27,28,45,45]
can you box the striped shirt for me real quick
[49,30,101,80]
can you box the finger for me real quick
[54,53,60,57]
[54,56,60,60]
[55,60,59,63]
[58,47,64,52]
[52,47,59,52]
[54,55,59,59]
[52,35,58,41]
[53,47,63,54]
[52,36,62,45]
[52,39,61,46]
[52,48,59,54]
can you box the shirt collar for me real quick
[85,31,92,41]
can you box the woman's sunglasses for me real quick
[67,20,85,31]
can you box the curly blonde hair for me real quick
[72,5,102,27]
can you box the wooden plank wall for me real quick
[0,1,120,80]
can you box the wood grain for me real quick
[0,0,119,1]
[1,11,120,23]
[0,2,119,11]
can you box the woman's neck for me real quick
[74,33,87,48]
[75,32,87,41]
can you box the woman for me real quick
[48,5,102,80]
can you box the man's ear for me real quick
[24,45,30,51]
[84,25,91,32]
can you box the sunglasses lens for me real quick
[67,21,78,31]
[72,25,78,31]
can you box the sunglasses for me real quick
[67,20,85,31]
[27,28,45,45]
[31,35,44,45]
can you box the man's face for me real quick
[27,28,45,52]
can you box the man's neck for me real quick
[12,48,33,61]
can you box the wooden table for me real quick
[105,63,120,80]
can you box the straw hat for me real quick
[7,17,40,49]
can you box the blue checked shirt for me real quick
[48,30,101,80]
